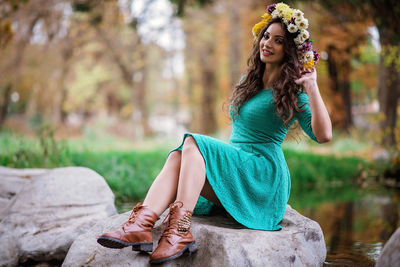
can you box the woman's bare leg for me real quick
[201,179,222,207]
[143,151,181,216]
[144,136,221,215]
[176,136,221,211]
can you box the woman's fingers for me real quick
[294,77,305,84]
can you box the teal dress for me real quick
[168,89,319,231]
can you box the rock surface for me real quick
[63,205,326,267]
[0,167,117,267]
[0,167,47,216]
[376,227,400,267]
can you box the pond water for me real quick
[289,183,400,266]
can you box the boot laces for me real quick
[161,201,184,238]
[122,203,143,231]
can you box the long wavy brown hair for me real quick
[228,18,305,127]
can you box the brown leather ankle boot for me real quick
[149,201,197,264]
[97,203,158,252]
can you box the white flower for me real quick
[300,29,309,40]
[296,18,309,30]
[294,35,304,45]
[293,9,304,19]
[271,9,280,19]
[282,16,289,25]
[297,52,307,63]
[287,23,298,33]
[305,50,314,61]
[276,8,285,16]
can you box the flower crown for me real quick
[252,3,320,69]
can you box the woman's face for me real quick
[259,22,285,66]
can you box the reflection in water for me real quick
[380,202,398,241]
[289,183,400,266]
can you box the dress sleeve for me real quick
[295,92,320,143]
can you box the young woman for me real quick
[97,2,332,264]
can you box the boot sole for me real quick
[149,241,197,264]
[97,236,153,252]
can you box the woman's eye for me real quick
[263,34,269,39]
[276,39,283,44]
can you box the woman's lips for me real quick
[262,49,273,56]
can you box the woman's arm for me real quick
[295,68,332,143]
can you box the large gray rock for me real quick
[0,167,47,216]
[63,205,326,267]
[376,227,400,267]
[0,167,117,267]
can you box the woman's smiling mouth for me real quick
[262,49,273,56]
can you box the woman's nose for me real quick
[263,39,272,48]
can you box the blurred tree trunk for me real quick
[135,45,152,137]
[200,47,218,134]
[0,12,41,130]
[371,0,400,146]
[0,84,12,131]
[184,34,196,130]
[55,44,73,125]
[377,47,400,146]
[339,52,353,130]
[326,45,353,130]
[93,2,152,137]
[96,27,151,137]
[0,3,14,129]
[228,2,241,91]
[183,6,218,134]
[53,17,92,126]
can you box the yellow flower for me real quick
[252,20,268,37]
[275,3,290,17]
[262,13,272,21]
[304,60,315,69]
[276,3,290,12]
[283,8,294,23]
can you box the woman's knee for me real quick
[182,136,199,154]
[166,151,181,167]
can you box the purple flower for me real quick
[289,17,295,24]
[313,50,320,63]
[298,40,313,53]
[267,4,276,14]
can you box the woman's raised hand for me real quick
[294,67,318,94]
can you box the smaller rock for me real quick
[376,227,400,267]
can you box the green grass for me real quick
[69,149,169,207]
[283,148,369,187]
[0,131,373,211]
